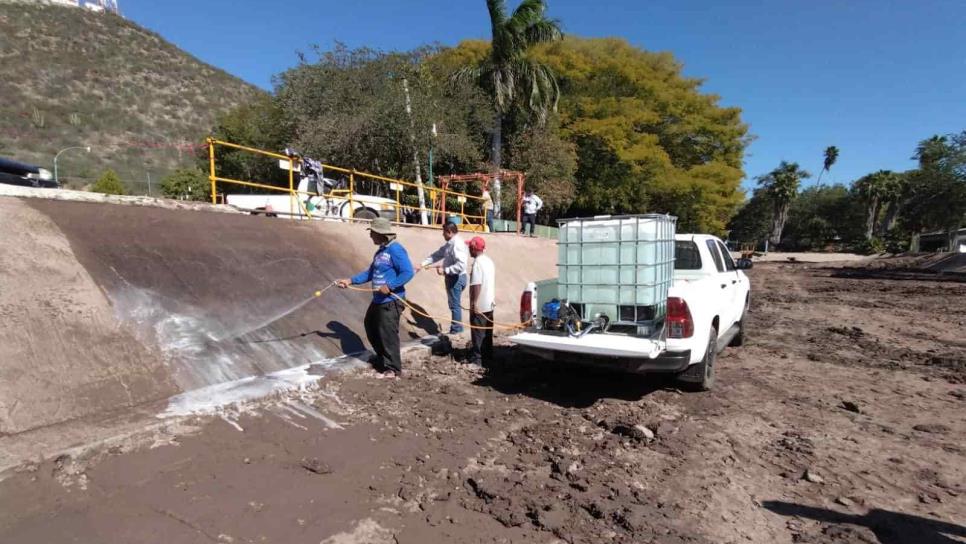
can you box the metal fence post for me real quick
[207,137,216,204]
[349,170,355,219]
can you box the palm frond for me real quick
[509,0,548,26]
[452,64,484,88]
[508,58,559,121]
[523,19,562,48]
[822,145,839,171]
[500,0,549,56]
[486,0,507,27]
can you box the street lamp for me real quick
[54,145,91,185]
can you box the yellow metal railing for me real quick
[206,138,487,230]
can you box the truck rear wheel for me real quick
[678,326,716,391]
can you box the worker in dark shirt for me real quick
[336,218,414,377]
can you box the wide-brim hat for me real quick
[367,217,395,235]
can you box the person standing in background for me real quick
[481,188,495,233]
[521,190,543,237]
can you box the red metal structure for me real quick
[436,171,526,234]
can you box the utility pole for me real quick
[428,123,436,188]
[402,77,429,225]
[491,113,502,218]
[146,171,151,196]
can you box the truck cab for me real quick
[510,233,751,391]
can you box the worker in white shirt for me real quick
[522,189,543,237]
[417,221,469,334]
[481,188,495,233]
[467,236,495,367]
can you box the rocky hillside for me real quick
[0,2,263,190]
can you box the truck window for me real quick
[705,240,725,272]
[674,241,702,270]
[717,241,736,271]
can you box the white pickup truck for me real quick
[510,234,752,390]
[226,175,399,221]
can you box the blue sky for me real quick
[123,0,966,191]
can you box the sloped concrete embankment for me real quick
[1,197,557,441]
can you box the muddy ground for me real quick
[1,262,964,543]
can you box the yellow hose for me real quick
[334,283,526,331]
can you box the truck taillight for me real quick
[520,288,533,324]
[667,297,694,338]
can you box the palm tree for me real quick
[815,145,839,186]
[757,161,810,247]
[456,0,562,216]
[853,170,896,240]
[914,135,948,168]
[877,171,908,236]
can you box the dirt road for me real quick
[1,261,963,543]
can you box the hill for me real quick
[0,1,263,190]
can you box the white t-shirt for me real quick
[470,254,496,313]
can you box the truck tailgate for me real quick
[509,332,665,359]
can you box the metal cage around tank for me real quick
[556,214,676,330]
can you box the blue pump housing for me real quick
[542,299,561,320]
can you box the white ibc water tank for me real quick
[557,214,676,322]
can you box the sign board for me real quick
[456,196,467,203]
[278,159,301,172]
[389,183,403,192]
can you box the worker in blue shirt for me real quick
[336,218,414,377]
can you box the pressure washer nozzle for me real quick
[314,290,322,297]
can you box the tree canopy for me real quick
[438,36,750,233]
[208,37,749,234]
[731,130,965,253]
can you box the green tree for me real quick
[816,145,839,186]
[877,170,910,235]
[727,189,773,246]
[206,94,293,193]
[277,45,488,193]
[782,185,864,250]
[914,135,949,168]
[853,170,897,240]
[161,167,210,201]
[90,169,126,195]
[531,37,749,234]
[507,117,576,214]
[567,133,636,216]
[757,161,810,247]
[454,0,563,215]
[902,132,966,248]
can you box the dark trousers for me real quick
[363,300,403,373]
[470,311,494,366]
[522,213,536,236]
[485,210,494,233]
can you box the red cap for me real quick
[468,236,486,251]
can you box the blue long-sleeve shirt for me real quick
[350,240,414,304]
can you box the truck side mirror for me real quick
[736,258,753,270]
